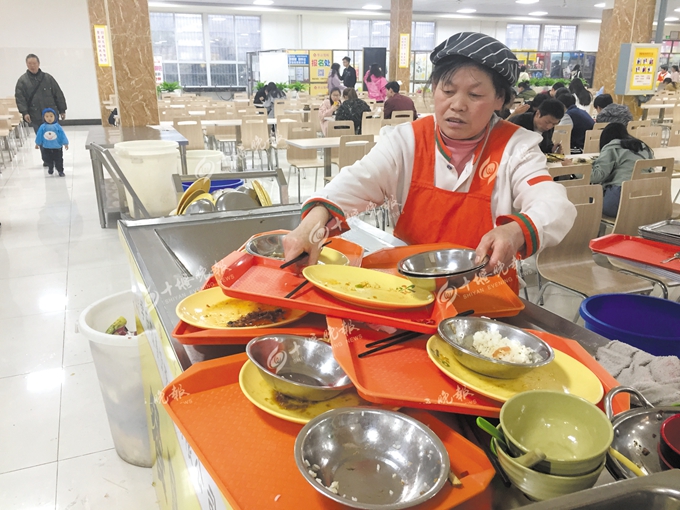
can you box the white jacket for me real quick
[305,116,577,254]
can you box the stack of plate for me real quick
[639,220,680,247]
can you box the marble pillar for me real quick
[106,0,159,127]
[389,0,413,89]
[593,0,655,117]
[87,0,116,126]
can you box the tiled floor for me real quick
[0,127,158,510]
[0,126,678,509]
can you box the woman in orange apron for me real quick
[283,33,576,282]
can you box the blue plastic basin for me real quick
[579,294,680,356]
[181,179,244,193]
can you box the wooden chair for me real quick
[636,126,664,149]
[338,135,374,171]
[240,116,271,170]
[592,122,609,131]
[233,92,248,99]
[552,125,573,155]
[548,164,591,187]
[668,123,680,147]
[272,114,302,166]
[173,117,205,150]
[583,130,602,154]
[362,116,383,136]
[309,106,321,135]
[327,121,355,165]
[391,110,415,122]
[0,118,15,164]
[626,120,651,134]
[286,122,325,202]
[273,100,289,118]
[607,177,677,298]
[366,99,376,110]
[535,184,653,320]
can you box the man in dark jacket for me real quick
[383,81,417,119]
[510,99,565,154]
[556,92,594,152]
[340,57,357,88]
[15,54,67,166]
[593,94,633,126]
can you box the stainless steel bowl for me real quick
[294,408,450,509]
[437,317,554,379]
[244,233,349,265]
[246,335,353,401]
[397,249,487,293]
[184,198,215,214]
[604,386,680,480]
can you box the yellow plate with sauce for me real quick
[302,265,434,310]
[238,360,368,424]
[176,287,307,330]
[426,335,604,404]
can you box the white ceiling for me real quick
[148,0,677,22]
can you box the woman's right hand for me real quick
[283,206,332,266]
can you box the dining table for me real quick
[640,101,677,121]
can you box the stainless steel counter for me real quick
[118,210,621,509]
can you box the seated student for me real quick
[517,81,536,101]
[563,123,654,217]
[549,82,567,97]
[335,87,371,134]
[383,81,417,119]
[569,78,592,110]
[659,77,678,92]
[510,98,565,153]
[593,94,633,125]
[554,89,574,126]
[556,92,594,152]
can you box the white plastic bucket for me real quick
[114,140,179,218]
[78,291,152,467]
[186,149,223,176]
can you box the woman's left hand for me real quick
[474,223,525,274]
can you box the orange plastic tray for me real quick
[362,244,525,318]
[590,234,680,274]
[161,353,495,510]
[213,250,464,335]
[327,318,629,418]
[172,313,329,345]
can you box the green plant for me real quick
[160,81,181,92]
[288,81,307,92]
[255,80,267,90]
[275,81,289,92]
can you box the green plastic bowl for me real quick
[499,390,613,476]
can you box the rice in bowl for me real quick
[472,331,538,364]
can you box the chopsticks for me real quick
[279,241,331,269]
[284,280,309,299]
[464,416,511,488]
[357,310,475,358]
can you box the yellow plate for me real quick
[426,335,604,404]
[178,176,210,212]
[252,180,272,206]
[176,287,307,330]
[302,265,434,310]
[177,189,203,215]
[239,360,368,424]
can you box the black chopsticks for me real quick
[279,241,331,269]
[284,280,309,299]
[357,310,475,358]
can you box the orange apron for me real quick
[394,115,521,293]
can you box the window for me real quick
[349,19,436,51]
[411,21,436,51]
[542,25,577,51]
[150,12,260,87]
[506,24,541,50]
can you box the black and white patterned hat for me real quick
[430,32,519,86]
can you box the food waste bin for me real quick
[78,291,152,467]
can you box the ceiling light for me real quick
[594,2,605,7]
[586,19,602,23]
[516,0,540,4]
[529,11,548,15]
[666,16,679,21]
[457,8,476,13]
[363,4,383,9]
[253,0,273,4]
[675,7,680,11]
[439,14,473,18]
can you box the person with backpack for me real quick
[15,54,67,167]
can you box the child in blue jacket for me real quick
[35,108,69,176]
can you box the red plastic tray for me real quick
[172,313,329,345]
[327,318,629,418]
[161,353,495,510]
[361,244,525,318]
[212,250,465,335]
[590,234,680,274]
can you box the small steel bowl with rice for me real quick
[294,408,450,509]
[246,335,353,401]
[397,249,488,293]
[437,317,554,379]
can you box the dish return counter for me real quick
[117,205,668,510]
